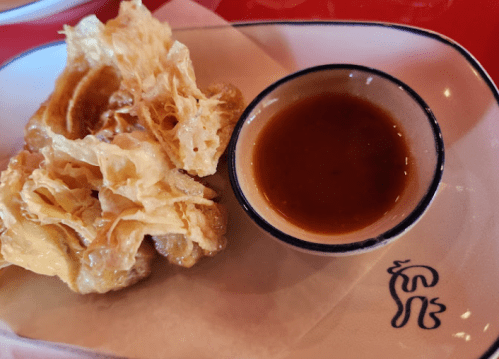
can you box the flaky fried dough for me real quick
[0,0,243,293]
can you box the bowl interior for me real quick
[232,65,442,249]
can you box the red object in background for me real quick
[215,0,499,87]
[0,0,121,65]
[1,0,499,86]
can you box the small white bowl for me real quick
[228,64,444,256]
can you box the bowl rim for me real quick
[227,63,445,255]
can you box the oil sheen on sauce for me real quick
[252,92,413,235]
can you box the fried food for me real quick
[0,0,244,293]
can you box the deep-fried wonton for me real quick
[0,0,244,293]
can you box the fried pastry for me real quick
[0,0,244,293]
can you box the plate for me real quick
[1,22,499,359]
[0,0,90,25]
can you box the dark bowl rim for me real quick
[227,63,445,254]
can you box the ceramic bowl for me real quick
[228,64,444,256]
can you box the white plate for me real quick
[0,0,90,25]
[1,22,499,359]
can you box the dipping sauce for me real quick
[252,92,413,234]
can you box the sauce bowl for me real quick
[228,64,444,256]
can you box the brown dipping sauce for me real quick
[252,92,413,235]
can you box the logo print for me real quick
[387,260,446,329]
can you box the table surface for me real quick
[1,0,498,87]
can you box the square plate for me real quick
[0,21,498,359]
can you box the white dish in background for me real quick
[0,22,499,359]
[0,0,90,25]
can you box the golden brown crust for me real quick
[0,0,241,294]
[67,65,122,139]
[203,83,245,161]
[151,202,227,267]
[76,239,156,294]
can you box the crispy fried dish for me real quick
[0,0,244,293]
